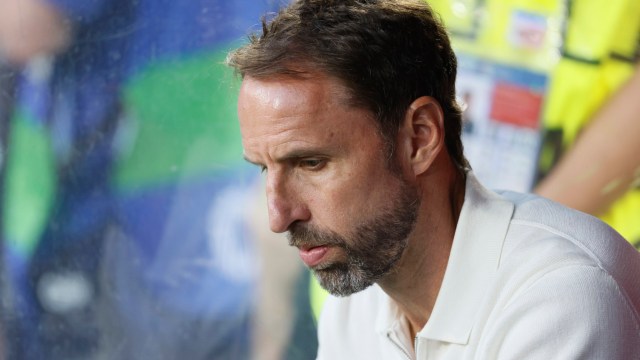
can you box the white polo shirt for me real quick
[317,173,640,359]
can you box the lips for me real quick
[298,245,329,267]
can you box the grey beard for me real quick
[289,182,420,296]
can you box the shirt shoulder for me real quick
[476,263,640,359]
[498,191,640,304]
[489,192,640,343]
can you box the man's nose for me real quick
[266,171,309,233]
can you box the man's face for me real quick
[239,74,419,296]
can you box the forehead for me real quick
[238,74,354,113]
[238,74,381,161]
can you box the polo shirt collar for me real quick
[416,172,514,344]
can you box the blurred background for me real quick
[0,0,317,359]
[0,0,638,359]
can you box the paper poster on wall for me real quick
[457,54,548,193]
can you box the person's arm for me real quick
[0,0,71,65]
[535,64,640,216]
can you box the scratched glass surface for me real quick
[0,1,316,359]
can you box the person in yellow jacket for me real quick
[536,63,640,248]
[533,0,640,247]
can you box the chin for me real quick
[313,264,377,297]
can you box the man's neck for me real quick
[377,166,466,341]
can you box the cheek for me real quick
[299,176,362,231]
[307,167,394,229]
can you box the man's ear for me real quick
[398,96,445,176]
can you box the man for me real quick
[228,0,640,358]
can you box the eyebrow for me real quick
[242,148,330,167]
[243,155,263,167]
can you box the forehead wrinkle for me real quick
[243,73,355,112]
[243,124,320,164]
[269,131,332,163]
[239,74,375,166]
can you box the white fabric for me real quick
[317,173,640,360]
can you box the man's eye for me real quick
[299,159,326,170]
[260,165,267,173]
